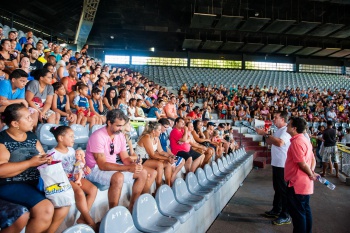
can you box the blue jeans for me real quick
[287,186,312,233]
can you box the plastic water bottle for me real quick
[317,176,336,190]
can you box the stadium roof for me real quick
[4,0,350,58]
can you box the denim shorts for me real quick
[0,183,46,209]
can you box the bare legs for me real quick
[72,179,98,230]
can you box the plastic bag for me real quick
[38,162,75,207]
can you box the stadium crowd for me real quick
[0,27,348,232]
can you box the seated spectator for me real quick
[0,199,29,233]
[18,30,33,46]
[148,100,166,119]
[47,126,98,230]
[56,53,69,82]
[26,69,60,128]
[164,96,178,119]
[103,87,118,111]
[0,39,18,75]
[0,69,28,113]
[327,108,337,122]
[85,109,150,212]
[51,82,79,126]
[127,98,137,118]
[73,84,99,129]
[89,88,106,124]
[116,89,128,116]
[177,103,188,118]
[187,106,201,121]
[192,120,215,165]
[0,103,70,232]
[169,117,204,173]
[135,99,146,118]
[28,48,43,71]
[135,122,175,189]
[61,66,78,94]
[204,122,224,159]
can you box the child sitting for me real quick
[52,82,81,126]
[48,126,97,230]
[88,88,106,124]
[73,84,99,129]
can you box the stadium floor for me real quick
[207,165,350,233]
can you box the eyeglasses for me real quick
[110,143,114,155]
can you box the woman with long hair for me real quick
[191,120,214,166]
[135,122,175,189]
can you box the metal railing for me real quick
[337,143,350,177]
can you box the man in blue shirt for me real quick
[0,69,29,112]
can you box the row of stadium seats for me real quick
[62,148,251,233]
[130,65,350,90]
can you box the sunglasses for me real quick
[110,143,114,155]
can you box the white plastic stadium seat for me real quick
[100,206,141,233]
[62,224,94,233]
[132,193,180,232]
[155,184,194,224]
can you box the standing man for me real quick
[285,116,316,233]
[85,109,149,212]
[321,120,339,178]
[256,111,291,225]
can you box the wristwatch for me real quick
[264,134,270,139]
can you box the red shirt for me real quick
[284,134,314,195]
[169,128,191,155]
[187,111,200,119]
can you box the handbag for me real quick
[38,161,75,207]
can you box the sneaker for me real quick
[272,216,291,225]
[264,210,280,218]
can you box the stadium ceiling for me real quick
[4,0,350,59]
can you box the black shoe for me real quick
[272,216,291,225]
[264,210,280,218]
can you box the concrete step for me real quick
[253,157,267,168]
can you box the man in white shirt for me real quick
[326,108,337,122]
[256,111,291,225]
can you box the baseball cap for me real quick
[44,49,51,53]
[208,122,216,127]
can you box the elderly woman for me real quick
[25,68,60,128]
[0,103,70,233]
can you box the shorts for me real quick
[322,146,340,163]
[86,165,134,186]
[28,107,55,117]
[0,183,46,209]
[78,109,94,117]
[0,199,28,230]
[177,148,202,161]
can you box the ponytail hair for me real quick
[140,121,161,137]
[49,126,71,141]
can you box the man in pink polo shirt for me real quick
[85,109,148,212]
[285,117,317,233]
